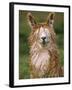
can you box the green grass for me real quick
[19,11,64,79]
[19,55,30,79]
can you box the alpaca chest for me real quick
[31,50,50,74]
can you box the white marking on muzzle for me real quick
[40,27,46,39]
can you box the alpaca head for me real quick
[27,12,55,47]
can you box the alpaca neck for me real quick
[30,42,50,77]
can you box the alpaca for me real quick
[27,12,64,78]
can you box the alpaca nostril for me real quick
[41,37,46,40]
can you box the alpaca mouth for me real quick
[42,41,48,46]
[43,40,46,45]
[42,40,49,46]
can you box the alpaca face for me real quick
[38,26,51,45]
[33,26,51,47]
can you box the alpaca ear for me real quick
[47,12,55,27]
[27,13,37,29]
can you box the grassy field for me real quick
[19,11,64,79]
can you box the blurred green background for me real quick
[19,11,64,79]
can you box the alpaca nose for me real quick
[41,37,46,41]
